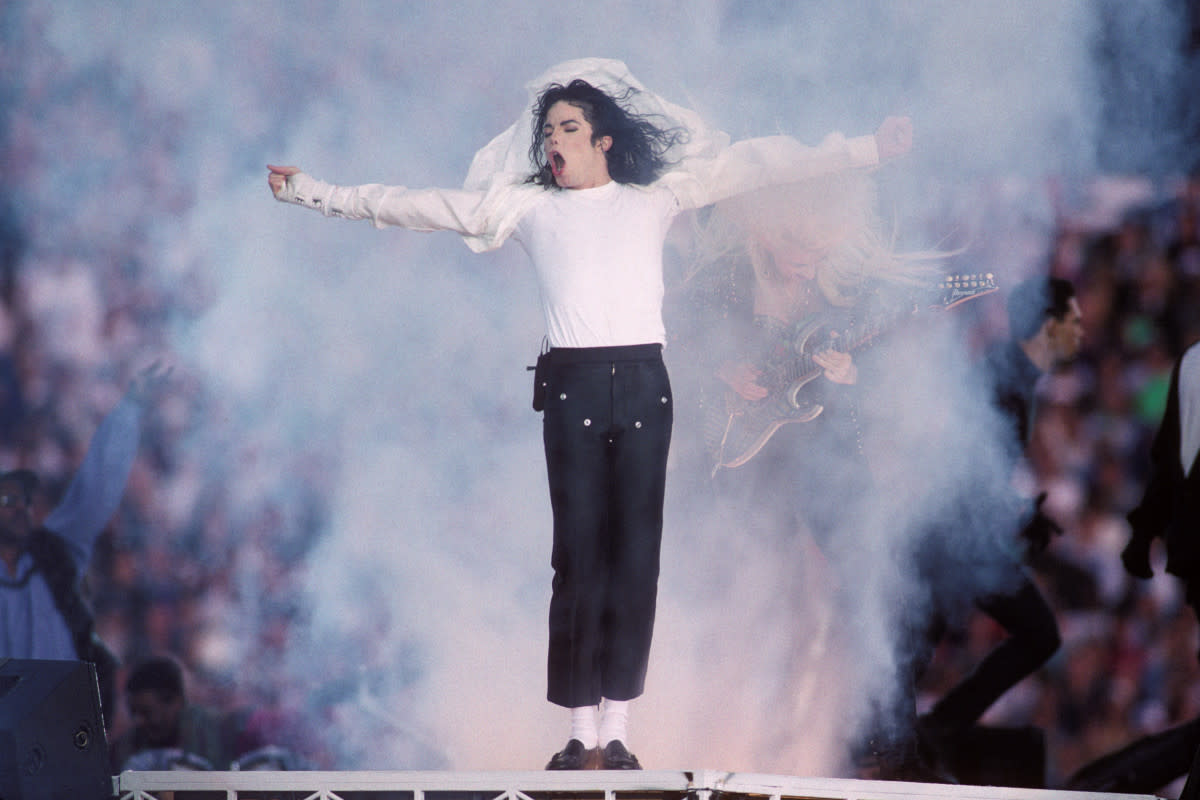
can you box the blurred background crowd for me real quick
[914,173,1200,789]
[5,156,1199,784]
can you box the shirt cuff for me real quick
[277,172,323,210]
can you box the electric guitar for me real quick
[704,272,997,473]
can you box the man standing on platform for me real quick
[268,58,913,770]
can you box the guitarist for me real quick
[697,179,875,557]
[673,171,949,780]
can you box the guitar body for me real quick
[708,390,824,471]
[704,272,997,474]
[783,315,838,410]
[706,315,835,471]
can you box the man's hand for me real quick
[814,349,857,385]
[875,116,913,161]
[1021,492,1063,556]
[268,164,301,197]
[717,361,769,401]
[128,361,173,405]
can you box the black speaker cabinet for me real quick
[938,724,1046,788]
[0,658,111,800]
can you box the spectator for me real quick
[109,653,265,772]
[0,361,170,724]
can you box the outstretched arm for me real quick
[42,362,172,565]
[665,115,914,211]
[267,163,543,253]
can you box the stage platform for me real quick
[112,769,1167,800]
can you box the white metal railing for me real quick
[112,768,1167,800]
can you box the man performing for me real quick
[1064,340,1200,795]
[917,277,1083,766]
[671,171,956,780]
[268,57,911,770]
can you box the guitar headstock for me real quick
[937,272,999,309]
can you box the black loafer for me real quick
[546,739,597,770]
[601,739,642,770]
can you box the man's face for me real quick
[0,479,32,546]
[128,688,184,747]
[1046,297,1084,364]
[542,100,612,190]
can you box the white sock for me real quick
[598,698,629,746]
[569,705,599,749]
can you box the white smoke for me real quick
[6,0,1192,774]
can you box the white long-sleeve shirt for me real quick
[512,180,674,347]
[277,131,879,348]
[1180,342,1200,473]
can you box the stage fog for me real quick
[3,0,1195,773]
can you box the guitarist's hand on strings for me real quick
[813,349,857,385]
[717,361,769,401]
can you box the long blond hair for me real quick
[687,171,946,307]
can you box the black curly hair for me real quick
[527,79,687,187]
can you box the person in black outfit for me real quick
[692,179,874,560]
[1065,339,1200,795]
[672,172,950,779]
[916,277,1082,768]
[1122,339,1200,623]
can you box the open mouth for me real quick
[550,152,565,177]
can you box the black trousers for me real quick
[923,572,1061,731]
[541,344,672,707]
[1067,716,1200,793]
